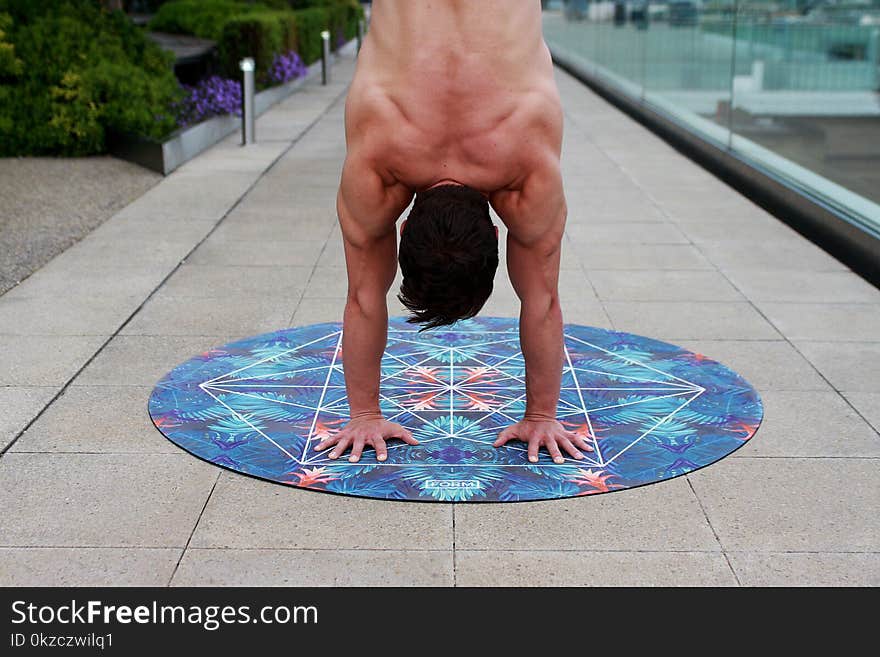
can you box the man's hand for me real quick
[314,414,419,463]
[494,417,593,464]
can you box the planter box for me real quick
[107,52,331,175]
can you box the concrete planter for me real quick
[107,55,326,175]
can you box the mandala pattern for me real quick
[148,317,763,502]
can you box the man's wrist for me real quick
[523,411,557,422]
[349,409,383,421]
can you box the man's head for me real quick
[397,183,499,332]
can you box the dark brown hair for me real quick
[397,184,499,331]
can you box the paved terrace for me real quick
[1,45,878,586]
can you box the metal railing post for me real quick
[239,57,255,145]
[321,30,330,85]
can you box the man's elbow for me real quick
[520,291,562,320]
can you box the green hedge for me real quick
[151,0,364,78]
[0,0,181,156]
[218,12,282,79]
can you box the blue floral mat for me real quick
[149,317,763,502]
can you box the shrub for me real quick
[289,7,325,64]
[218,11,282,79]
[0,0,182,155]
[148,0,268,41]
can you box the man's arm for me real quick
[314,156,418,462]
[491,162,593,463]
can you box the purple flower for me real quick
[264,51,307,86]
[173,76,243,128]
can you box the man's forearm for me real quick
[342,296,388,418]
[519,295,564,420]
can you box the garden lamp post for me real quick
[321,30,331,85]
[239,57,256,145]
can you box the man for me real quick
[315,0,593,465]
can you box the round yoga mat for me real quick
[149,316,762,502]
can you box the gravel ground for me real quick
[0,156,162,295]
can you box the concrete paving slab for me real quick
[0,295,143,336]
[733,390,880,458]
[455,550,737,586]
[3,263,168,301]
[793,341,880,391]
[674,339,831,391]
[10,385,176,454]
[190,473,453,550]
[0,547,181,586]
[603,301,779,341]
[674,217,803,244]
[76,335,233,386]
[698,240,848,272]
[454,478,719,551]
[726,551,880,586]
[0,335,107,386]
[0,386,59,452]
[755,302,880,342]
[157,264,310,300]
[289,298,344,326]
[578,244,714,270]
[842,392,880,433]
[172,549,454,586]
[567,222,689,245]
[120,295,294,337]
[688,458,880,552]
[303,266,350,298]
[723,270,880,303]
[0,453,218,547]
[187,239,326,268]
[588,270,745,302]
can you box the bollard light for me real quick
[239,57,255,145]
[321,30,330,85]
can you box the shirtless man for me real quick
[315,0,594,465]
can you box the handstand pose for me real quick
[315,0,593,464]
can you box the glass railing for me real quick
[543,0,880,238]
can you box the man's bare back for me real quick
[315,0,594,464]
[345,0,562,198]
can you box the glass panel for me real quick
[542,0,880,237]
[729,2,880,232]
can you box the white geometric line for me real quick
[385,335,520,350]
[457,352,526,386]
[199,385,301,464]
[300,331,343,460]
[201,386,336,413]
[601,391,704,466]
[208,363,342,386]
[564,344,603,465]
[379,350,447,383]
[581,389,697,415]
[565,333,701,388]
[204,384,347,389]
[204,330,341,384]
[568,366,697,389]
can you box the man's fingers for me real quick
[328,436,350,459]
[494,427,516,447]
[571,433,595,452]
[399,429,419,446]
[372,437,388,462]
[546,439,564,464]
[348,438,366,463]
[315,436,339,451]
[527,439,540,463]
[558,437,584,460]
